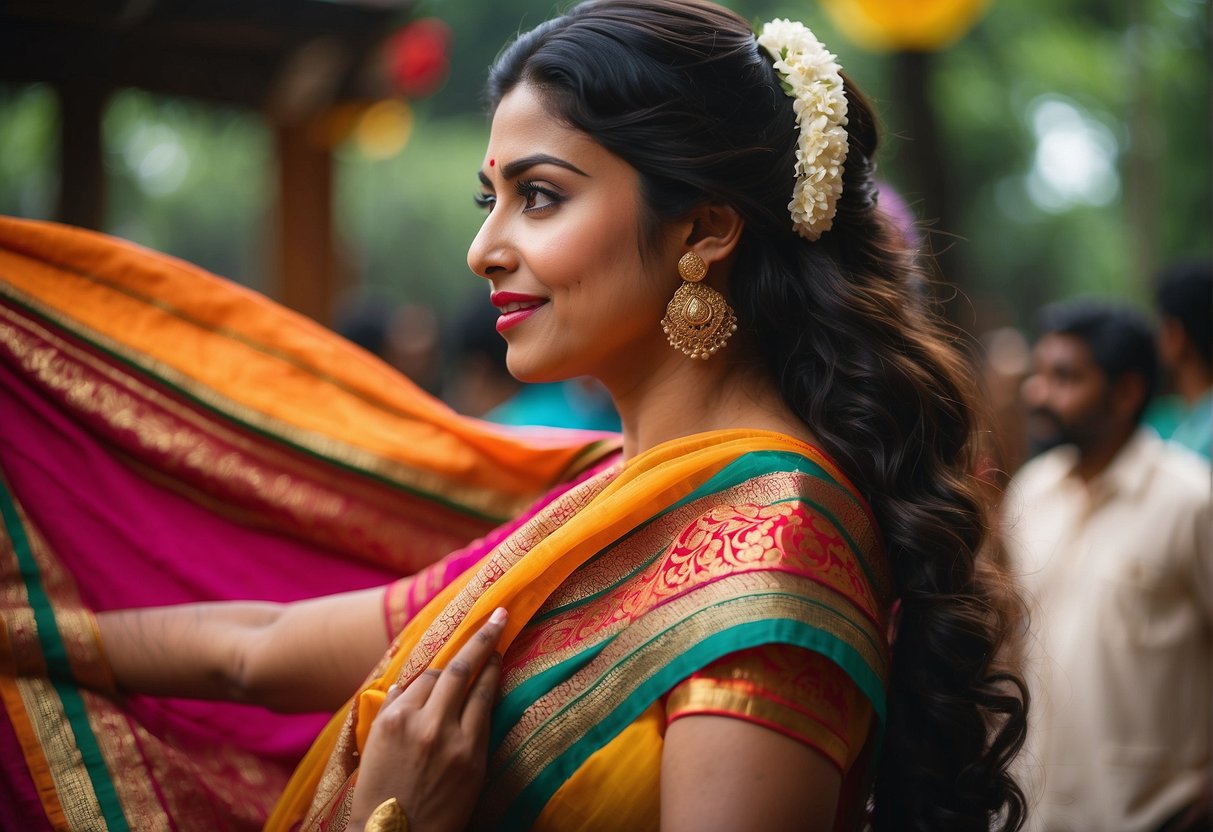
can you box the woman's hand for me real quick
[349,607,508,832]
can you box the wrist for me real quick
[85,612,120,694]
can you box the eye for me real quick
[515,181,563,213]
[474,191,496,212]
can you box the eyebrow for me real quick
[478,153,589,187]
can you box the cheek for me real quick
[531,215,627,290]
[1053,387,1097,423]
[532,237,579,289]
[1021,375,1052,408]
[1068,377,1097,401]
[547,223,649,297]
[1055,384,1083,409]
[1020,376,1041,403]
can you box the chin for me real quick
[505,340,594,384]
[504,355,567,386]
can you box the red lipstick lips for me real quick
[490,291,548,333]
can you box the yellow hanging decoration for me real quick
[819,0,991,52]
[354,99,415,160]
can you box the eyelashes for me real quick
[474,181,565,213]
[515,181,563,211]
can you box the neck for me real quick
[1073,422,1136,483]
[602,340,810,460]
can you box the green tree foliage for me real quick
[337,110,490,318]
[0,85,57,220]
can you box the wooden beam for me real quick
[55,80,108,230]
[0,2,401,110]
[271,123,343,325]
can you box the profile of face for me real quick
[1021,333,1115,452]
[466,83,682,388]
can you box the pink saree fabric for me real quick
[0,216,620,829]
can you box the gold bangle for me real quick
[364,797,408,832]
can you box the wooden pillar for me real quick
[271,123,341,325]
[55,81,108,230]
[1124,0,1160,299]
[890,50,971,329]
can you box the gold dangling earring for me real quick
[661,251,738,360]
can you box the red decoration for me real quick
[386,18,452,98]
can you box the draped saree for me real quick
[0,217,615,830]
[274,431,893,831]
[0,216,893,830]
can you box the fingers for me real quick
[427,607,508,718]
[394,668,442,708]
[462,650,502,742]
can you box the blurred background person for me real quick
[444,295,620,431]
[1144,259,1212,459]
[1003,299,1211,832]
[442,295,522,418]
[335,292,443,395]
[487,377,620,433]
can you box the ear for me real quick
[680,202,745,268]
[1110,372,1147,423]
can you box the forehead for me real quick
[484,84,609,169]
[1033,332,1096,371]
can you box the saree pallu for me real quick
[273,430,895,832]
[0,217,617,830]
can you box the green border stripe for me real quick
[0,479,129,831]
[520,454,813,624]
[497,613,885,832]
[533,451,879,623]
[675,451,885,594]
[670,451,855,522]
[491,637,613,751]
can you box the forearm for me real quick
[95,586,390,713]
[97,601,283,703]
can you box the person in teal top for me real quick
[487,379,621,432]
[1144,259,1212,459]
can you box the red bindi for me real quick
[489,158,495,167]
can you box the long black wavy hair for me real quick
[487,1,1028,829]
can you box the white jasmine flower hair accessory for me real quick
[756,19,849,241]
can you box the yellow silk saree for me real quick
[273,430,893,831]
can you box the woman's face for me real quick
[467,83,679,387]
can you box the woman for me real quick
[0,1,1026,830]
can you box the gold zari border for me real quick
[479,577,884,824]
[0,303,485,569]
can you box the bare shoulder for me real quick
[662,714,842,832]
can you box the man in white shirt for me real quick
[1004,299,1212,832]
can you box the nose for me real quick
[466,214,516,281]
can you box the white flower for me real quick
[756,19,849,241]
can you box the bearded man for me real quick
[1004,299,1211,832]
